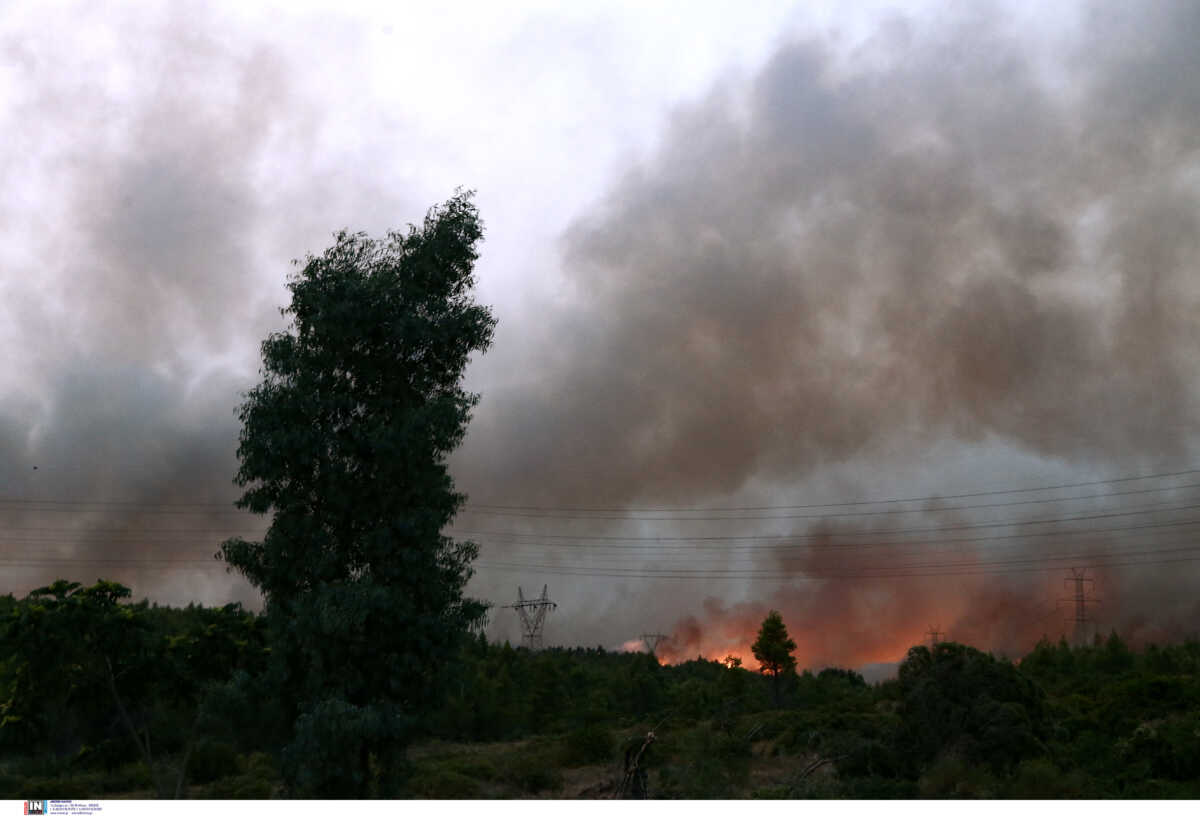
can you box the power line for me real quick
[9,478,1194,519]
[4,529,1199,570]
[4,542,1197,584]
[3,466,1199,513]
[0,497,243,509]
[4,513,1200,555]
[0,506,259,516]
[448,501,1200,542]
[460,467,1200,512]
[473,541,1200,576]
[471,553,1200,581]
[456,481,1200,521]
[4,545,1195,574]
[460,521,1200,553]
[5,496,1199,541]
[0,524,267,534]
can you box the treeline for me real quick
[0,580,273,798]
[3,579,1200,798]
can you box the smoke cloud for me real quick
[3,2,1200,672]
[0,4,416,602]
[458,1,1200,667]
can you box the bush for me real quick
[751,784,791,798]
[1008,758,1087,798]
[188,741,241,784]
[507,764,562,794]
[428,753,500,783]
[201,773,277,799]
[1120,714,1200,782]
[497,744,563,794]
[98,762,154,794]
[655,725,751,798]
[196,752,279,799]
[561,725,616,767]
[407,768,482,799]
[897,643,1047,773]
[18,773,100,800]
[72,738,141,771]
[917,756,999,798]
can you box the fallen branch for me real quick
[785,754,848,796]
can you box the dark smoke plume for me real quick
[3,3,1200,670]
[0,5,415,602]
[459,2,1200,664]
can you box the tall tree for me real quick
[751,610,797,706]
[220,190,495,796]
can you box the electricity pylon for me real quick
[641,633,669,656]
[926,625,943,649]
[1058,567,1102,645]
[505,585,556,650]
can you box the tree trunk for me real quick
[104,656,168,798]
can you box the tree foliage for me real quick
[0,581,265,797]
[896,642,1047,773]
[219,190,495,796]
[752,610,797,706]
[5,591,1200,799]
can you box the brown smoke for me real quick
[459,2,1200,666]
[3,3,1200,671]
[0,5,412,603]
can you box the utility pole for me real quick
[504,585,556,650]
[641,633,669,657]
[1058,567,1101,645]
[926,625,943,649]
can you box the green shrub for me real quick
[751,783,791,798]
[1120,714,1200,782]
[201,772,277,799]
[508,764,562,794]
[655,725,751,798]
[72,738,141,771]
[98,762,153,794]
[407,768,482,798]
[188,741,241,784]
[898,643,1048,774]
[496,744,563,794]
[917,756,998,798]
[193,752,279,799]
[428,753,500,782]
[20,773,100,799]
[561,725,616,767]
[1008,758,1087,798]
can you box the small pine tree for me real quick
[751,610,797,706]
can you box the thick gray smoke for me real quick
[458,2,1200,663]
[0,5,416,603]
[459,3,1200,506]
[3,2,1200,670]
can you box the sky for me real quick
[2,0,1200,674]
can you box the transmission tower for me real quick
[1058,567,1102,645]
[926,624,943,649]
[641,633,669,656]
[505,585,556,650]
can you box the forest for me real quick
[2,578,1199,799]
